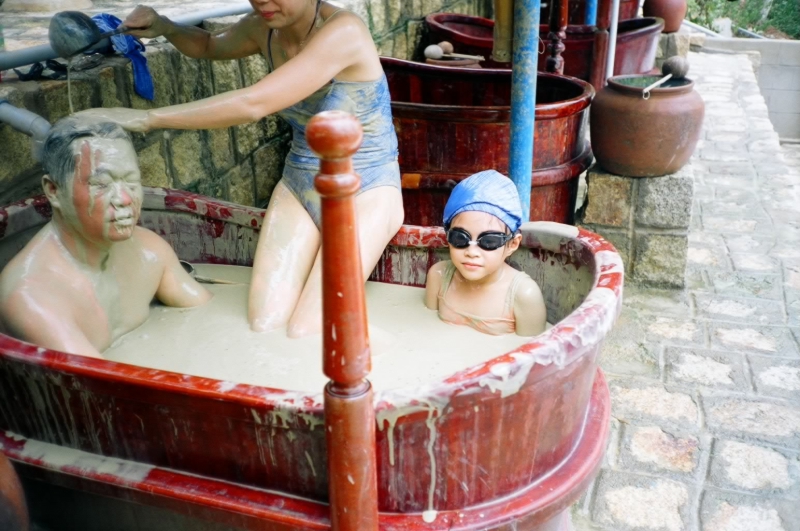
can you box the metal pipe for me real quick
[584,0,598,26]
[0,3,253,71]
[605,0,621,79]
[0,100,51,161]
[509,0,541,221]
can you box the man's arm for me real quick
[0,291,103,358]
[124,6,261,60]
[140,231,213,308]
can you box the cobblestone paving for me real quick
[572,51,800,531]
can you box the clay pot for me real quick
[590,74,704,177]
[643,0,687,33]
[0,453,28,531]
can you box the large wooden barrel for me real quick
[0,189,621,530]
[424,13,664,81]
[381,57,594,226]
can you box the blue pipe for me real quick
[509,0,541,221]
[584,0,598,26]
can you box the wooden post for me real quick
[546,0,568,74]
[493,0,514,64]
[307,111,379,531]
[590,0,612,89]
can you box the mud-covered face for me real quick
[58,137,143,244]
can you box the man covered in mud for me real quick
[0,117,212,358]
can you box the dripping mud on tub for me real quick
[104,264,548,392]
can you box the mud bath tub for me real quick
[424,13,664,80]
[381,57,594,226]
[0,189,622,530]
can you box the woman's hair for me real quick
[41,117,131,188]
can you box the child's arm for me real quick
[513,277,547,336]
[424,261,448,310]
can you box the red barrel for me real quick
[425,13,664,82]
[382,57,594,226]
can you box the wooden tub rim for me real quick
[0,189,623,415]
[424,11,665,44]
[382,62,595,119]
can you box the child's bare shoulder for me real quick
[513,273,544,304]
[428,260,450,274]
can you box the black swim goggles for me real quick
[446,227,513,251]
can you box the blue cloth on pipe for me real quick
[443,170,523,233]
[91,14,154,101]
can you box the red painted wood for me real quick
[424,14,663,87]
[309,111,379,531]
[0,189,623,529]
[541,0,640,24]
[546,0,569,74]
[1,369,609,530]
[381,58,593,225]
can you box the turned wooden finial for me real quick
[308,111,364,199]
[309,110,379,531]
[546,0,568,74]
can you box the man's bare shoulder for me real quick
[122,226,179,262]
[0,226,74,296]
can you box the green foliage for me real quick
[686,0,800,39]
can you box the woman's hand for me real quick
[123,5,171,39]
[73,108,152,133]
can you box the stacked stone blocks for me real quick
[0,34,292,208]
[579,164,694,288]
[0,0,488,208]
[656,27,692,68]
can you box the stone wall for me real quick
[0,0,491,207]
[578,165,695,289]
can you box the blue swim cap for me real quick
[443,170,523,233]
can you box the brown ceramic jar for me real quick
[643,0,687,33]
[590,74,704,177]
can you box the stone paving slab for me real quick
[573,51,800,531]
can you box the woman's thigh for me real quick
[287,185,404,337]
[248,180,321,332]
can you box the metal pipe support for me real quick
[0,3,253,72]
[508,0,542,221]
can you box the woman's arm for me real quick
[124,5,261,60]
[80,14,372,132]
[148,14,370,130]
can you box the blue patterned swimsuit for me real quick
[267,17,400,226]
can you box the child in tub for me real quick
[424,170,547,336]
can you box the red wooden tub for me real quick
[381,57,594,226]
[542,0,640,24]
[0,189,622,530]
[424,13,663,78]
